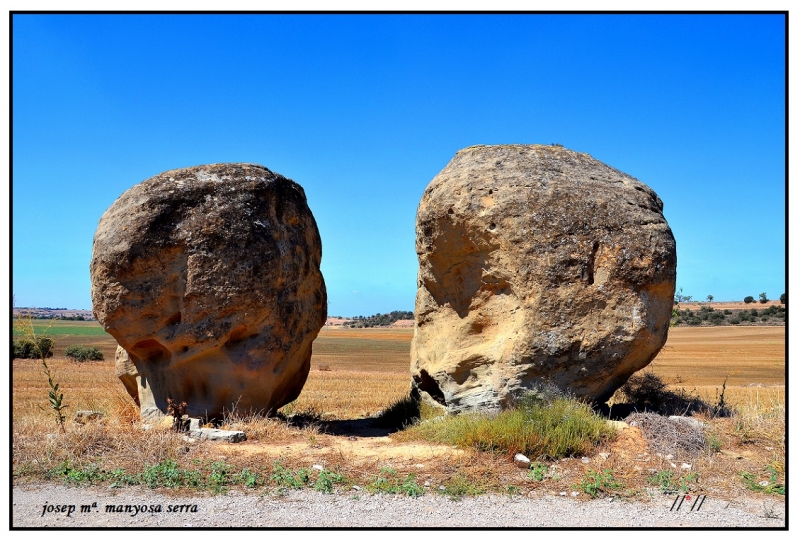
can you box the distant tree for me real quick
[759,292,769,304]
[744,296,755,304]
[706,295,714,303]
[674,287,693,305]
[780,293,786,305]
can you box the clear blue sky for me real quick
[11,13,786,317]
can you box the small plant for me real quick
[575,469,623,498]
[270,462,310,490]
[741,466,785,495]
[14,313,66,433]
[313,468,345,494]
[367,467,425,497]
[528,462,549,481]
[759,292,769,304]
[744,296,755,304]
[398,473,425,497]
[440,474,483,500]
[648,470,676,492]
[233,468,261,488]
[209,461,232,494]
[65,345,104,361]
[141,459,201,489]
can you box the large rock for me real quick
[91,163,326,421]
[411,145,676,414]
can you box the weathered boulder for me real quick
[91,163,326,421]
[115,345,139,406]
[411,145,676,414]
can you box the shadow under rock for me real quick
[318,418,395,438]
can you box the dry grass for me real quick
[12,325,785,503]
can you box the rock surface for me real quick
[91,163,326,421]
[115,346,140,406]
[411,145,676,413]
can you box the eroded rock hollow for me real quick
[91,163,327,421]
[411,145,676,414]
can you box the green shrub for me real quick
[65,345,105,362]
[744,296,755,304]
[399,387,614,459]
[12,337,54,359]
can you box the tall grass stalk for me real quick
[14,312,67,434]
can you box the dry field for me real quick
[12,323,785,504]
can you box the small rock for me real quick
[189,428,246,443]
[766,447,773,451]
[439,486,446,491]
[681,463,692,470]
[571,491,580,497]
[670,463,677,469]
[415,464,425,468]
[424,481,431,487]
[352,485,361,491]
[608,497,614,502]
[581,457,591,464]
[665,454,674,460]
[514,453,531,468]
[312,464,325,471]
[559,492,567,497]
[599,452,611,460]
[760,481,770,487]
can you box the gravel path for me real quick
[13,483,786,528]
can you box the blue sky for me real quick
[11,13,786,317]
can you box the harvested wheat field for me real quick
[12,322,785,521]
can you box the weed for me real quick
[270,462,310,490]
[648,470,699,493]
[109,468,139,487]
[575,469,623,498]
[141,459,201,489]
[528,462,549,481]
[366,467,425,497]
[234,468,261,488]
[440,474,484,500]
[15,314,68,433]
[648,470,676,492]
[49,461,106,485]
[741,466,785,495]
[399,473,425,497]
[313,468,345,494]
[209,461,232,494]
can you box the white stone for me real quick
[514,453,531,468]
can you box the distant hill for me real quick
[13,308,95,321]
[341,311,414,328]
